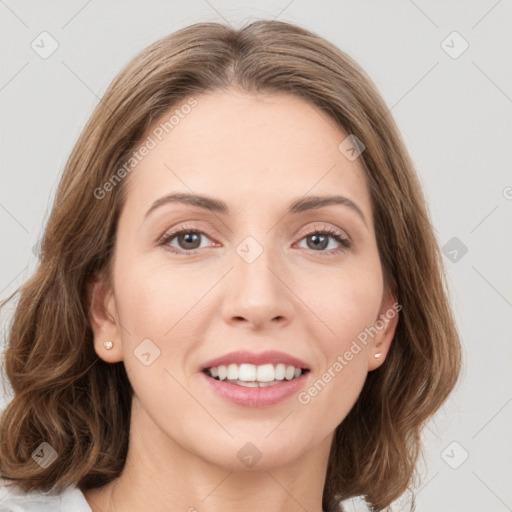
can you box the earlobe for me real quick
[87,273,123,363]
[368,285,400,371]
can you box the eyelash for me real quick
[158,223,352,256]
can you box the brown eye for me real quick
[174,231,202,250]
[159,229,214,254]
[297,228,352,254]
[306,233,330,250]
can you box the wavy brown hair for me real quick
[0,20,462,511]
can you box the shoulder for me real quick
[0,477,92,512]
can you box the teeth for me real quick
[218,365,227,381]
[206,363,306,383]
[212,379,285,388]
[257,363,274,382]
[285,365,295,380]
[227,363,238,380]
[275,363,286,380]
[239,363,256,381]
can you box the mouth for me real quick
[202,363,311,388]
[199,350,312,406]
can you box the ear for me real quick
[86,271,123,363]
[367,282,400,371]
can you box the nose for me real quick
[221,243,294,330]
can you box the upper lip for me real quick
[200,350,310,371]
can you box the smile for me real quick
[204,363,309,387]
[201,365,311,408]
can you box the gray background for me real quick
[1,1,511,511]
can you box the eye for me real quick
[158,225,216,254]
[158,224,352,255]
[295,226,352,254]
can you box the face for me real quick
[89,88,398,471]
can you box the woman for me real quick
[0,19,462,512]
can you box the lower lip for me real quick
[200,371,310,408]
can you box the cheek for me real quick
[301,258,384,346]
[112,255,210,392]
[295,256,382,418]
[297,277,379,426]
[112,261,198,417]
[331,284,382,345]
[113,254,205,335]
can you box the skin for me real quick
[83,89,398,512]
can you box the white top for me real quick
[0,478,92,511]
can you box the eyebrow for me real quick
[144,192,368,228]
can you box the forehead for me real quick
[123,89,372,222]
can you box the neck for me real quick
[82,397,332,512]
